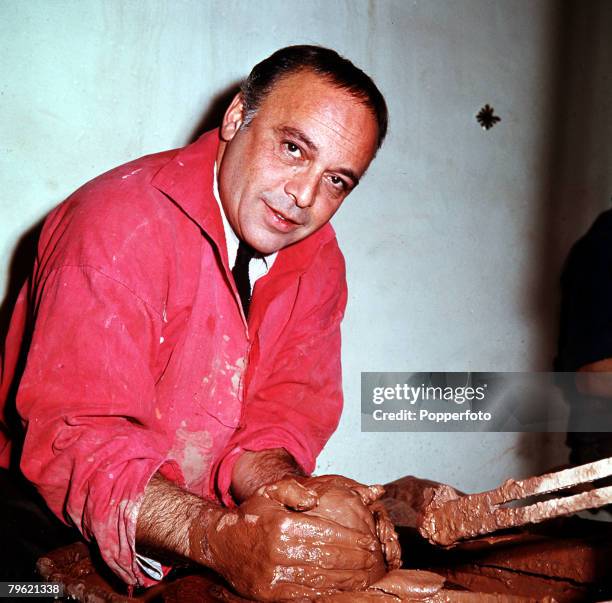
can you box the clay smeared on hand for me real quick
[280,475,401,574]
[192,477,394,602]
[296,476,387,583]
[262,475,401,575]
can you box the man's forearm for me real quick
[136,473,221,563]
[136,450,304,562]
[231,448,305,503]
[135,466,390,600]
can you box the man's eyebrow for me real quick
[336,167,360,187]
[278,125,360,187]
[278,126,319,153]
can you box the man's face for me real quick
[216,70,379,254]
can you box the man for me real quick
[0,46,397,599]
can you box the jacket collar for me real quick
[151,129,225,249]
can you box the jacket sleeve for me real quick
[212,242,348,505]
[17,264,182,587]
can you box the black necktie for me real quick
[232,240,256,317]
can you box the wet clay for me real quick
[368,569,444,599]
[381,477,464,529]
[381,476,611,601]
[315,569,445,602]
[438,566,584,602]
[36,542,168,602]
[286,475,401,573]
[369,500,402,571]
[315,569,554,602]
[432,520,612,601]
[465,533,612,584]
[421,481,612,546]
[365,569,555,602]
[37,474,612,602]
[37,542,246,602]
[164,576,253,603]
[314,593,551,602]
[38,544,558,603]
[418,461,612,546]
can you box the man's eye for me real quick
[329,175,346,190]
[284,142,301,157]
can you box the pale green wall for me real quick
[2,1,611,491]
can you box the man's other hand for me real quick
[293,475,401,572]
[262,475,401,574]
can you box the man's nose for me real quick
[284,170,319,209]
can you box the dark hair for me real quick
[241,45,388,150]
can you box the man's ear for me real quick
[220,93,245,142]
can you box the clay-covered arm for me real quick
[136,473,218,561]
[136,472,383,601]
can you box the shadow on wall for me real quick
[0,221,44,353]
[187,81,241,144]
[0,220,44,467]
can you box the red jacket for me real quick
[0,130,347,585]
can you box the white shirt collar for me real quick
[213,162,277,282]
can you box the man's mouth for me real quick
[272,209,297,225]
[263,201,303,232]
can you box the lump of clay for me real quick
[368,570,445,599]
[381,476,463,529]
[315,592,398,602]
[314,570,445,602]
[299,476,389,584]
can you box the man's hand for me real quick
[232,450,401,575]
[263,475,401,572]
[192,486,382,601]
[300,476,401,572]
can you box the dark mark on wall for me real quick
[476,104,501,130]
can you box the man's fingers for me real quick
[370,501,402,570]
[305,567,371,591]
[381,538,402,571]
[260,478,318,511]
[306,500,378,538]
[352,483,386,506]
[276,541,378,571]
[281,514,379,551]
[308,475,385,506]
